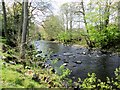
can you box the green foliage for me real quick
[57,31,71,43]
[80,73,97,89]
[88,24,120,49]
[51,59,71,79]
[44,15,64,40]
[57,30,83,44]
[78,66,120,89]
[59,65,71,79]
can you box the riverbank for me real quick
[0,43,120,89]
[40,40,120,56]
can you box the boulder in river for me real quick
[64,60,69,63]
[53,54,58,57]
[63,52,73,56]
[63,63,67,66]
[74,61,82,64]
[82,52,86,55]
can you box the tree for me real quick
[81,0,95,48]
[43,15,64,40]
[2,0,8,41]
[20,0,28,59]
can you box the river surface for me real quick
[34,40,120,82]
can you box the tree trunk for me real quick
[20,0,28,59]
[118,1,120,31]
[66,14,68,31]
[18,1,24,43]
[2,0,8,40]
[81,0,94,48]
[104,0,110,28]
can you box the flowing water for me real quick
[34,40,120,81]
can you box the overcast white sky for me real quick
[52,0,84,15]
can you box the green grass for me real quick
[1,61,41,88]
[0,59,69,88]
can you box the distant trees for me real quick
[43,15,64,40]
[59,0,120,49]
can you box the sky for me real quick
[1,0,119,27]
[52,0,83,15]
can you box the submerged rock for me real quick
[53,54,58,57]
[64,59,69,63]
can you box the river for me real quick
[34,40,120,82]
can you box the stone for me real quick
[82,52,86,55]
[25,70,34,76]
[9,61,16,65]
[72,65,76,67]
[53,54,58,57]
[74,61,82,64]
[63,63,67,66]
[96,55,100,57]
[72,76,75,79]
[51,68,55,73]
[38,50,42,54]
[64,60,69,63]
[3,62,6,66]
[45,64,49,68]
[63,52,72,56]
[25,66,31,69]
[45,54,48,57]
[32,73,40,82]
[16,68,22,73]
[57,58,61,60]
[35,54,41,57]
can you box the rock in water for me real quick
[63,53,72,56]
[64,60,69,63]
[53,54,58,57]
[63,63,67,66]
[82,52,86,55]
[74,61,82,64]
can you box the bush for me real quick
[77,66,120,89]
[88,24,120,49]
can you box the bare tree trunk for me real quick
[2,0,8,40]
[18,1,24,43]
[81,0,94,48]
[118,1,120,31]
[104,0,111,28]
[20,0,28,59]
[66,14,68,31]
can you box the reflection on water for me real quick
[35,40,120,81]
